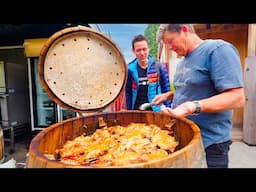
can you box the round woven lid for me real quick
[38,26,127,112]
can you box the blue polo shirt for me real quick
[172,39,244,148]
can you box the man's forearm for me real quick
[199,88,245,113]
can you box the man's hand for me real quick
[152,91,174,106]
[161,101,197,117]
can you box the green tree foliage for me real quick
[144,24,160,60]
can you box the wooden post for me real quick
[243,56,256,145]
[247,24,256,56]
[242,24,256,144]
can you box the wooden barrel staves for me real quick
[0,128,4,163]
[27,111,207,168]
[38,26,127,113]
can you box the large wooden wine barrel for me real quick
[27,111,206,168]
[0,128,4,163]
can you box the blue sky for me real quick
[98,24,148,64]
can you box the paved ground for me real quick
[229,141,256,168]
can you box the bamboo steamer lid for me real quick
[38,26,127,112]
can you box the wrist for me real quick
[167,91,174,100]
[192,101,201,115]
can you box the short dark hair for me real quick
[132,34,148,50]
[157,24,195,43]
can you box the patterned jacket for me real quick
[125,55,172,112]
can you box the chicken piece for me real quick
[151,131,178,152]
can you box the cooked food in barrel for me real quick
[53,123,178,167]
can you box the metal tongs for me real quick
[139,102,154,110]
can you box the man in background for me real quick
[125,34,171,111]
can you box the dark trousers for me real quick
[205,140,232,168]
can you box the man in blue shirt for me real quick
[152,24,245,168]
